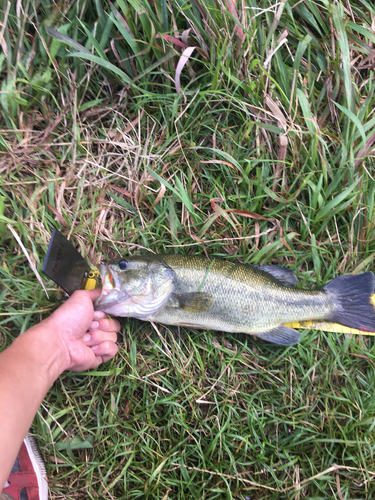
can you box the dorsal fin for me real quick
[251,264,297,286]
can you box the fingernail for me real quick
[90,321,100,330]
[83,333,91,343]
[94,310,106,320]
[92,344,99,351]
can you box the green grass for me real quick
[1,0,375,498]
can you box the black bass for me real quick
[94,255,375,345]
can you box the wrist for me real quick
[21,319,71,382]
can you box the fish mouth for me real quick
[99,265,116,296]
[94,264,130,310]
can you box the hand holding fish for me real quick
[43,289,120,372]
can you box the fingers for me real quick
[93,341,119,361]
[93,310,107,321]
[82,334,119,368]
[83,329,118,347]
[95,349,119,366]
[82,317,121,367]
[89,316,121,332]
[69,340,118,372]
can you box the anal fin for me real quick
[256,325,301,345]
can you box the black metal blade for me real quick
[42,229,91,295]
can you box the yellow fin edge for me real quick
[285,321,375,336]
[286,294,375,335]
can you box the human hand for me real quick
[42,289,120,372]
[0,289,120,487]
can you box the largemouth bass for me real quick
[94,254,375,345]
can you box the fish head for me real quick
[94,257,174,319]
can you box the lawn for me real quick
[1,0,375,498]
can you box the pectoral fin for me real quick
[170,292,213,313]
[256,325,301,345]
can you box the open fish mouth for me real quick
[99,265,117,295]
[106,266,116,289]
[94,263,156,317]
[94,265,130,310]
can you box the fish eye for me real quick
[118,260,127,270]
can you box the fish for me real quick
[94,254,375,345]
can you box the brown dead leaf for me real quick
[224,0,245,43]
[201,159,239,171]
[48,455,66,464]
[348,353,375,367]
[272,133,288,193]
[124,109,144,134]
[108,185,135,199]
[230,209,268,220]
[151,183,166,210]
[124,400,130,416]
[281,238,295,256]
[46,203,68,226]
[264,94,287,131]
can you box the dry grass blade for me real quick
[171,463,280,491]
[175,46,196,95]
[7,224,49,298]
[0,1,11,59]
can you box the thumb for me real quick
[81,288,102,301]
[69,288,102,302]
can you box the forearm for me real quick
[0,323,66,488]
[0,290,119,488]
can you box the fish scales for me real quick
[154,255,332,333]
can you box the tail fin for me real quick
[324,272,375,332]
